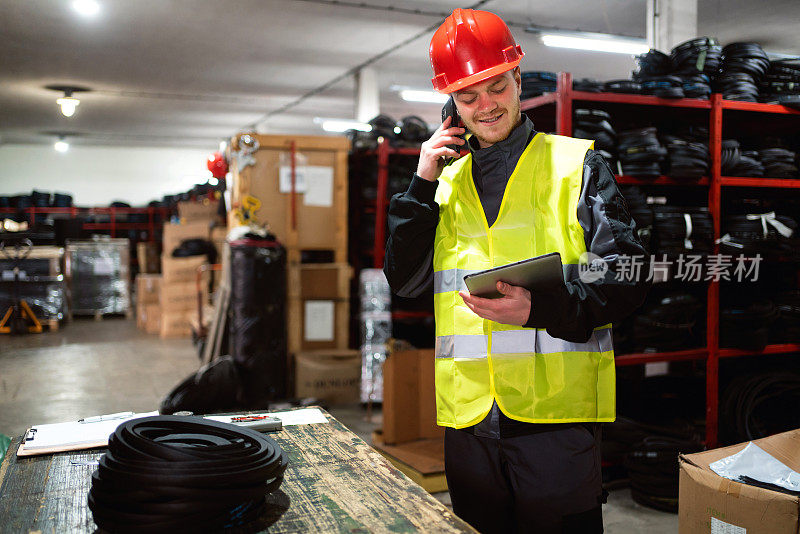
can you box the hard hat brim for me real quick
[433,59,521,94]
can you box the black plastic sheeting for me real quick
[229,239,287,405]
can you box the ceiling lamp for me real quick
[57,91,80,117]
[399,90,449,104]
[313,118,372,133]
[72,0,100,17]
[46,85,90,118]
[526,26,649,55]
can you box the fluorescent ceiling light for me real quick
[57,96,80,117]
[54,140,69,153]
[540,34,649,55]
[72,0,100,17]
[400,90,448,104]
[314,118,372,133]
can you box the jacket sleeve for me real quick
[525,150,651,343]
[383,174,439,298]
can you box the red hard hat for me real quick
[207,152,228,179]
[430,9,524,94]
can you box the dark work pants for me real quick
[444,425,604,534]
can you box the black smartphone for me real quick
[441,96,465,165]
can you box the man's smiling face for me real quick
[453,68,522,149]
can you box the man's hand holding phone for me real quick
[417,116,466,182]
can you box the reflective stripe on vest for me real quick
[432,133,616,428]
[435,327,613,358]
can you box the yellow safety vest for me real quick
[433,132,616,428]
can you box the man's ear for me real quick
[513,67,522,96]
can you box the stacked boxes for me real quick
[288,263,355,400]
[135,274,161,334]
[160,255,207,338]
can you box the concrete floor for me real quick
[0,318,677,533]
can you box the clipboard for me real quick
[16,411,159,457]
[463,252,564,299]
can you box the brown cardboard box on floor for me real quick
[136,242,160,273]
[136,274,161,304]
[160,281,208,313]
[295,350,360,404]
[678,428,800,534]
[135,274,161,329]
[161,255,207,285]
[162,221,210,256]
[144,303,161,334]
[382,342,443,445]
[159,310,193,338]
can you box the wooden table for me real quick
[0,410,475,533]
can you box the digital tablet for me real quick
[462,252,564,299]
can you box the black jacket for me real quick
[383,116,650,437]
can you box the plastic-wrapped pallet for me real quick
[359,268,391,403]
[66,237,130,315]
[0,246,67,322]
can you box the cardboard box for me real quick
[136,242,160,274]
[144,303,161,334]
[287,263,352,300]
[136,274,161,305]
[295,349,360,404]
[160,280,208,312]
[159,310,193,338]
[383,343,443,444]
[287,297,349,353]
[679,429,800,534]
[161,255,207,285]
[162,221,210,255]
[178,200,219,222]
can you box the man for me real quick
[383,8,650,534]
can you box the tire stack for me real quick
[573,109,617,168]
[758,147,798,178]
[759,60,800,106]
[661,135,709,179]
[721,140,765,177]
[620,186,654,252]
[521,71,557,99]
[716,42,770,102]
[617,127,666,178]
[669,37,720,99]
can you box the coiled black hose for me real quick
[88,416,288,533]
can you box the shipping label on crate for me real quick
[304,300,335,341]
[278,165,334,207]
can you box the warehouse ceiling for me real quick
[1,0,798,150]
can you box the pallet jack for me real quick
[0,238,43,334]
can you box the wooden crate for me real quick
[287,297,349,354]
[286,263,352,300]
[229,134,349,262]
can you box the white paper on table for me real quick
[19,411,159,455]
[304,300,334,341]
[206,408,328,427]
[709,442,800,493]
[303,167,334,207]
